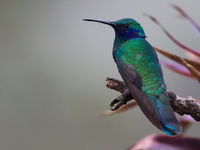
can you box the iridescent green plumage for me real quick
[115,38,163,96]
[84,18,182,135]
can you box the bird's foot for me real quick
[109,89,133,111]
[110,98,128,111]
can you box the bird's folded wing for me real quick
[120,63,162,130]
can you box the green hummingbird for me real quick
[83,18,182,135]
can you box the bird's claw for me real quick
[110,98,127,111]
[110,98,120,107]
[109,89,133,111]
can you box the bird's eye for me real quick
[123,24,129,28]
[119,24,129,29]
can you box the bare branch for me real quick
[106,77,128,93]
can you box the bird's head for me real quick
[83,18,146,39]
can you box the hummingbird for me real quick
[83,18,182,135]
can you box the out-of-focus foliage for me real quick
[145,5,200,82]
[153,47,200,83]
[128,134,200,150]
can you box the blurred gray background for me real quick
[0,0,200,150]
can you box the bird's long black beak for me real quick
[83,19,116,27]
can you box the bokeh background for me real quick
[0,0,200,150]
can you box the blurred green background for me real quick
[0,0,200,150]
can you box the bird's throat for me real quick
[112,36,127,61]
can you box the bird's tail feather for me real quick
[152,92,182,135]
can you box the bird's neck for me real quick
[112,36,126,61]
